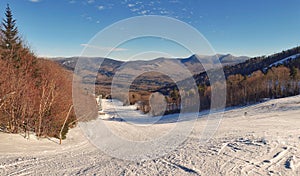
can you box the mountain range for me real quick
[52,46,300,109]
[53,54,249,94]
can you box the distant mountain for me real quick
[53,54,249,94]
[55,57,124,73]
[55,54,248,75]
[178,54,249,74]
[180,54,248,64]
[218,54,249,64]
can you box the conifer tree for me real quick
[1,4,20,50]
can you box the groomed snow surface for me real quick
[264,53,300,71]
[1,96,300,175]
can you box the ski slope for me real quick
[1,96,300,175]
[264,53,300,71]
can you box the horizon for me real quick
[0,0,299,60]
[45,52,249,61]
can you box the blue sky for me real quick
[0,0,299,60]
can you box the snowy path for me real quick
[1,96,300,175]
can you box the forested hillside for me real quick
[223,46,300,77]
[0,5,75,140]
[158,47,300,113]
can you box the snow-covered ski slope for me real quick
[264,53,300,71]
[1,96,300,175]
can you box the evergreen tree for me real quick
[1,4,20,50]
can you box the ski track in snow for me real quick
[264,53,300,71]
[1,96,300,175]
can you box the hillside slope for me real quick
[1,95,300,175]
[159,46,300,92]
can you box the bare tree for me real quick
[37,80,56,137]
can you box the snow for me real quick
[264,53,300,71]
[98,99,149,121]
[98,99,199,125]
[1,95,300,175]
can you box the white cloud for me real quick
[87,0,95,4]
[98,5,105,10]
[81,44,128,52]
[29,0,40,2]
[169,0,180,3]
[138,10,149,15]
[130,8,139,12]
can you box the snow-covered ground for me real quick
[97,99,150,121]
[1,96,300,175]
[263,53,300,71]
